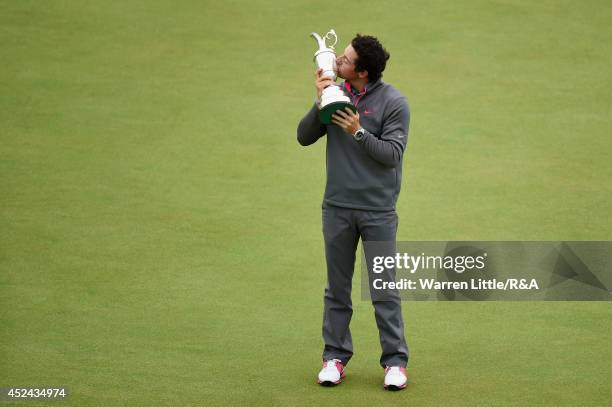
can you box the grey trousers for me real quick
[321,204,409,368]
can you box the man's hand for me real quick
[331,107,361,135]
[315,68,334,100]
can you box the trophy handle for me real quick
[310,32,326,50]
[324,29,338,49]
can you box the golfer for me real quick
[297,34,410,390]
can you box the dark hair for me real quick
[351,34,390,82]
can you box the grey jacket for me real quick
[297,79,410,210]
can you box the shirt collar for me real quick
[343,78,383,96]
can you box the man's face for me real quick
[336,44,360,80]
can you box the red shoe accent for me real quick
[384,366,407,375]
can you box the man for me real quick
[297,34,410,391]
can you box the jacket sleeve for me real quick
[297,103,327,146]
[358,97,410,167]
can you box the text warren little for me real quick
[373,278,540,291]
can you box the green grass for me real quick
[1,0,611,405]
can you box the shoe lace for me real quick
[325,359,341,369]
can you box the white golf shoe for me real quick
[317,359,345,386]
[384,366,408,390]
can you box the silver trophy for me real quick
[310,29,356,124]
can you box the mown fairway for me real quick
[1,1,611,405]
